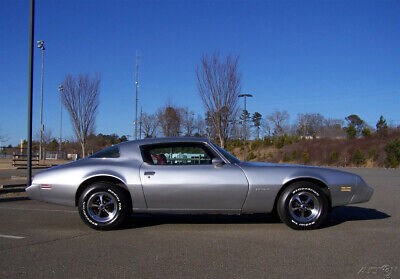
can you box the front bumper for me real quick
[350,177,374,204]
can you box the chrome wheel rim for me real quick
[87,191,118,223]
[289,191,321,223]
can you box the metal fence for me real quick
[44,150,68,160]
[0,147,35,159]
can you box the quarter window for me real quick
[89,145,120,158]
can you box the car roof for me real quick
[123,136,211,146]
[121,137,209,145]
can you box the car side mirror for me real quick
[212,158,224,167]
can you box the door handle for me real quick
[144,171,155,176]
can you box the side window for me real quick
[89,145,120,158]
[143,144,214,165]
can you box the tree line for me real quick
[7,51,394,161]
[134,52,394,147]
[138,107,393,142]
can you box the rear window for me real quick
[90,145,120,158]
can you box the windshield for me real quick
[212,142,241,164]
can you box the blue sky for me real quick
[1,0,399,145]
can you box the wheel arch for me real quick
[272,177,332,213]
[75,175,132,207]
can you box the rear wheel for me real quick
[277,181,329,230]
[78,182,131,230]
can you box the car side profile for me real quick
[26,137,373,230]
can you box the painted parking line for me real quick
[0,206,77,213]
[0,234,25,239]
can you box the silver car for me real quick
[26,137,373,230]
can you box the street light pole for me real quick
[58,85,64,155]
[139,106,142,140]
[134,51,139,140]
[37,40,45,160]
[238,94,253,161]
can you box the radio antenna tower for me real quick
[134,51,139,140]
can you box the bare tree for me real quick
[141,112,159,138]
[296,113,324,137]
[196,52,241,148]
[42,128,53,145]
[204,111,216,140]
[181,107,195,136]
[0,128,8,144]
[33,128,61,158]
[229,118,242,140]
[61,74,100,157]
[262,121,272,137]
[194,114,206,136]
[267,110,290,137]
[320,118,345,138]
[36,129,53,145]
[157,105,182,137]
[35,129,51,142]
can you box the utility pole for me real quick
[134,51,139,140]
[58,85,64,155]
[37,40,45,160]
[27,0,35,186]
[238,94,253,161]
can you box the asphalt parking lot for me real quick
[0,168,398,279]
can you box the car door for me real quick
[139,142,249,212]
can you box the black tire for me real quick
[78,182,131,230]
[277,181,329,230]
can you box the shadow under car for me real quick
[122,206,390,230]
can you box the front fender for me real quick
[239,163,357,213]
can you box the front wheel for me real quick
[78,182,131,230]
[277,181,329,230]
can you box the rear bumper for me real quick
[26,184,41,201]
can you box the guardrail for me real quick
[0,184,27,194]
